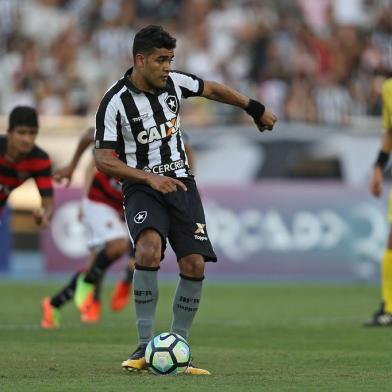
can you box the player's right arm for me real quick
[370,80,392,198]
[95,98,186,194]
[94,149,187,193]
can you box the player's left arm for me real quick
[201,80,277,131]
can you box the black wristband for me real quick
[375,150,390,169]
[245,99,265,120]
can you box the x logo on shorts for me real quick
[194,223,206,234]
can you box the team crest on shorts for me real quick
[134,211,147,224]
[165,95,178,114]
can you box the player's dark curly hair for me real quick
[8,106,38,130]
[133,25,176,58]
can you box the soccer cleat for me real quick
[80,300,101,324]
[121,344,148,371]
[369,301,385,317]
[40,297,60,329]
[111,281,132,312]
[363,302,388,326]
[364,311,392,327]
[74,273,95,312]
[185,359,211,375]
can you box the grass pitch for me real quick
[0,282,391,391]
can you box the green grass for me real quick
[0,282,392,391]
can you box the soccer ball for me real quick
[145,332,191,375]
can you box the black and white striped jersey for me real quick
[95,67,203,179]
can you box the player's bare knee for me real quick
[136,244,161,267]
[178,254,205,278]
[105,237,129,260]
[135,230,162,267]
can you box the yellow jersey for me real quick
[383,78,392,130]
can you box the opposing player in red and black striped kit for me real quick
[0,106,53,226]
[41,127,134,328]
[93,25,277,375]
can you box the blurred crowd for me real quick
[1,0,392,127]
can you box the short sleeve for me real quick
[95,97,119,149]
[169,71,204,98]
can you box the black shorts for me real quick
[122,177,217,262]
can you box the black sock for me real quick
[123,267,134,284]
[84,249,112,284]
[94,278,103,301]
[50,272,81,308]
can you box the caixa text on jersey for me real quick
[136,117,179,144]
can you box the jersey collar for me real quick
[123,67,167,95]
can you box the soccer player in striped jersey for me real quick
[93,25,277,375]
[41,126,196,329]
[365,77,392,326]
[0,106,53,227]
[41,127,135,328]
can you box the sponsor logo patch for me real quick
[137,116,179,144]
[131,113,150,122]
[143,159,185,174]
[194,223,206,234]
[194,223,208,241]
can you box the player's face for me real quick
[143,48,174,89]
[8,126,38,155]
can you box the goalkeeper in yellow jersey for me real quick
[365,77,392,326]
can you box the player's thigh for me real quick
[123,189,170,259]
[166,180,217,263]
[82,198,128,250]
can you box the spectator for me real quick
[284,74,317,123]
[314,75,352,126]
[0,0,391,126]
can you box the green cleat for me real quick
[74,273,95,312]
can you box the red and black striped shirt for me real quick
[0,135,53,216]
[87,171,123,216]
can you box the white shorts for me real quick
[82,197,128,250]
